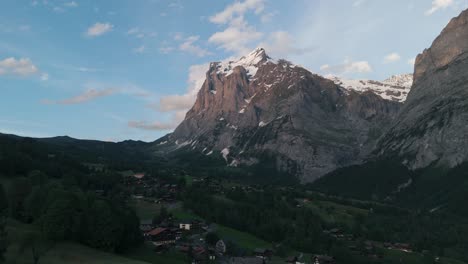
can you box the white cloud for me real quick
[320,59,373,76]
[86,22,113,37]
[209,0,265,24]
[425,0,454,15]
[43,88,117,105]
[208,0,266,55]
[407,58,416,65]
[0,57,39,76]
[133,45,146,54]
[159,63,207,112]
[384,52,401,63]
[179,36,212,57]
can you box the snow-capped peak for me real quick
[215,47,275,79]
[328,74,413,102]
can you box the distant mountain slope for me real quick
[161,48,403,182]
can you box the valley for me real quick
[1,2,468,264]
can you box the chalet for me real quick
[208,248,217,261]
[393,243,412,253]
[193,246,207,261]
[215,240,227,255]
[253,248,273,259]
[313,255,335,264]
[140,219,153,233]
[286,254,305,264]
[179,220,193,231]
[147,227,176,246]
[134,173,145,179]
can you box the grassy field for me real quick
[130,199,163,220]
[303,199,368,226]
[170,206,203,221]
[215,224,271,251]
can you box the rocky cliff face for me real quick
[164,48,402,182]
[377,9,468,169]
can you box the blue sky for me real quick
[0,0,467,142]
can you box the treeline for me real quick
[184,184,330,253]
[5,171,143,253]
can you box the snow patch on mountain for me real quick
[221,148,230,162]
[215,48,274,80]
[328,74,413,102]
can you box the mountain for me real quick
[377,8,468,169]
[161,48,404,182]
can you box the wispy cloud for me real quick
[383,52,401,63]
[64,1,78,8]
[126,27,157,39]
[128,120,175,131]
[128,111,186,131]
[168,0,184,9]
[353,0,367,7]
[40,73,49,81]
[133,45,146,54]
[425,0,454,15]
[320,59,372,76]
[260,31,314,58]
[43,88,117,105]
[209,0,265,24]
[158,63,207,112]
[86,22,113,37]
[179,36,212,57]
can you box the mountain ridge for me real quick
[163,48,403,182]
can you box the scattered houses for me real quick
[313,255,335,264]
[146,227,177,246]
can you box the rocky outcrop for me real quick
[165,48,402,182]
[377,9,468,169]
